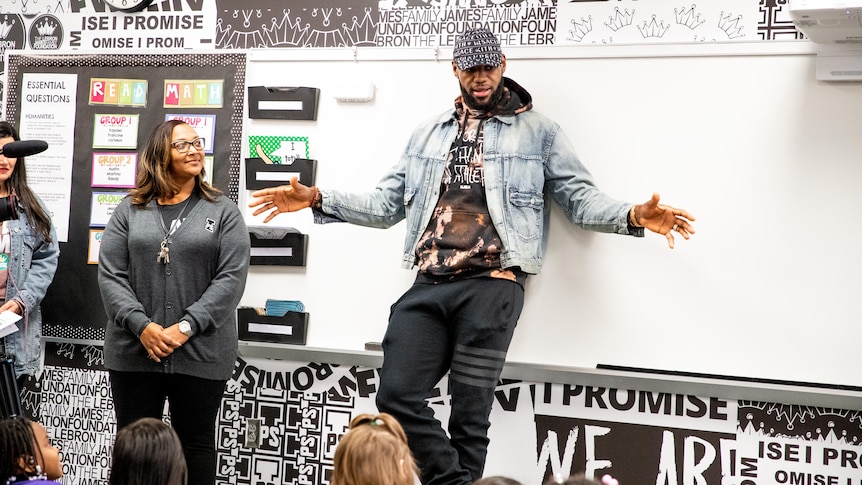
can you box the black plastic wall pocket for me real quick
[248,226,308,266]
[237,307,308,345]
[245,157,317,191]
[247,86,320,120]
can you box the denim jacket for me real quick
[314,94,643,274]
[2,197,59,377]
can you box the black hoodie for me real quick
[414,78,532,284]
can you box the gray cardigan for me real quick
[98,194,250,380]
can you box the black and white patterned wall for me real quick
[25,342,862,485]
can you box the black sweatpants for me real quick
[376,277,525,485]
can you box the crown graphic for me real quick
[58,341,75,359]
[675,5,705,30]
[215,10,283,49]
[83,344,105,366]
[0,16,16,39]
[36,19,57,36]
[343,7,376,47]
[567,16,593,42]
[262,9,311,47]
[214,19,236,48]
[718,11,745,40]
[214,9,277,49]
[312,7,334,28]
[261,7,376,48]
[604,7,634,32]
[637,15,670,38]
[20,387,40,414]
[304,8,351,46]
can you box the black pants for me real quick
[109,371,227,485]
[376,278,524,485]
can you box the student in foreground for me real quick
[249,27,694,485]
[549,473,620,485]
[0,417,62,484]
[331,412,418,485]
[109,417,187,485]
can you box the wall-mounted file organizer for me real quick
[248,86,320,120]
[237,307,308,345]
[248,226,308,266]
[245,157,317,191]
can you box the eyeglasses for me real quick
[170,138,205,153]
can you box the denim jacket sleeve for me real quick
[314,161,405,229]
[541,116,642,236]
[8,200,59,312]
[312,155,410,228]
[12,227,59,312]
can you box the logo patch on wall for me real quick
[205,218,215,233]
[0,14,27,74]
[29,14,62,50]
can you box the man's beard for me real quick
[460,81,505,112]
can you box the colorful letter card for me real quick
[164,80,223,108]
[88,230,104,264]
[90,192,126,227]
[93,114,139,149]
[89,78,148,107]
[92,152,137,188]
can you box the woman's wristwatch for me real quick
[178,320,194,337]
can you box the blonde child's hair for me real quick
[331,412,418,485]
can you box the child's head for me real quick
[331,413,418,485]
[0,417,62,481]
[474,477,523,485]
[559,476,600,485]
[548,474,619,485]
[109,417,187,485]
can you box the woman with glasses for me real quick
[98,119,250,485]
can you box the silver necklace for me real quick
[156,196,192,264]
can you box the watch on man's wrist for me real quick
[178,320,194,337]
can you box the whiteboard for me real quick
[239,43,862,389]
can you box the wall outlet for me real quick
[244,418,262,448]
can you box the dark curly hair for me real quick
[0,417,43,482]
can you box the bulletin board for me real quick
[4,52,246,340]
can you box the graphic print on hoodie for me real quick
[415,78,533,280]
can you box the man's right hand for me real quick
[248,177,316,223]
